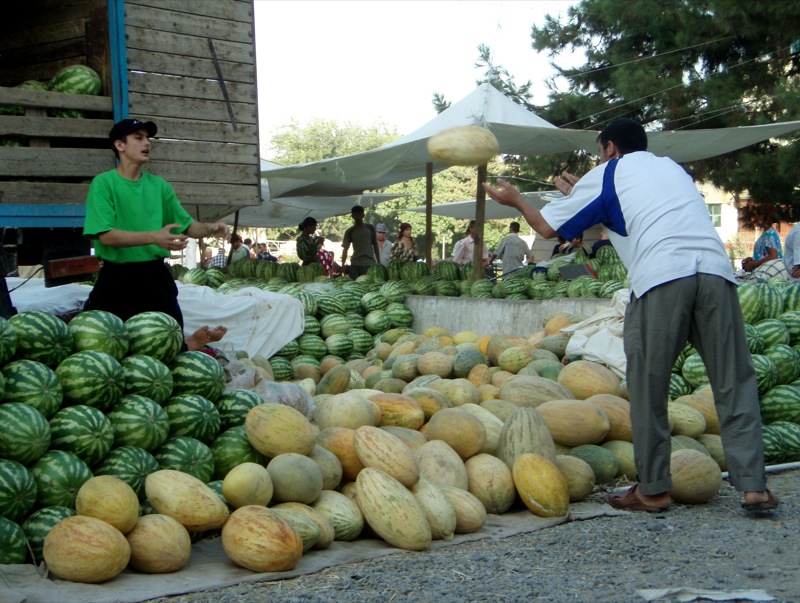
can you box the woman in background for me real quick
[296,217,322,265]
[390,222,419,262]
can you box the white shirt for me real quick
[784,223,800,282]
[453,235,488,266]
[541,151,734,297]
[377,237,392,266]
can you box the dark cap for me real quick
[109,119,157,144]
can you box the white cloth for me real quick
[784,223,800,282]
[541,151,734,298]
[453,235,488,266]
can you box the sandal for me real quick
[742,490,779,514]
[605,485,670,513]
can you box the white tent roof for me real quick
[262,83,800,201]
[406,191,564,220]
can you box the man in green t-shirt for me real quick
[83,118,229,350]
[341,205,380,279]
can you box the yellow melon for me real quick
[417,351,454,378]
[378,425,429,451]
[126,514,192,574]
[668,402,707,438]
[316,426,364,482]
[557,360,622,399]
[452,330,481,345]
[308,444,344,491]
[424,407,486,459]
[479,398,518,422]
[490,370,518,389]
[477,383,501,402]
[427,125,499,166]
[697,433,727,471]
[499,375,574,408]
[409,476,457,541]
[668,449,722,504]
[586,393,632,442]
[368,392,425,429]
[464,453,516,514]
[467,363,492,388]
[222,462,274,508]
[544,313,574,336]
[428,378,480,406]
[555,455,595,502]
[145,470,229,532]
[245,403,316,457]
[458,402,504,455]
[402,387,452,420]
[674,394,719,435]
[535,399,610,447]
[498,347,533,374]
[601,440,637,479]
[271,502,335,550]
[512,453,570,517]
[415,440,469,490]
[353,425,419,487]
[438,485,487,533]
[476,335,492,356]
[75,475,140,534]
[221,506,303,572]
[315,391,376,430]
[423,326,449,338]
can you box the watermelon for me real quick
[769,421,800,462]
[290,355,321,372]
[320,314,351,339]
[68,310,129,360]
[125,311,184,365]
[751,354,779,396]
[0,459,37,522]
[344,312,365,331]
[120,354,174,404]
[170,351,226,402]
[106,394,170,451]
[783,284,800,312]
[385,302,414,328]
[48,64,102,95]
[0,316,17,365]
[21,506,76,562]
[215,389,263,431]
[762,424,787,464]
[737,283,763,324]
[361,291,389,313]
[155,436,215,483]
[30,450,92,508]
[94,445,159,500]
[49,405,115,466]
[269,357,294,381]
[0,517,27,564]
[348,329,374,355]
[0,402,51,464]
[296,334,327,359]
[1,359,63,418]
[316,294,347,316]
[182,267,207,286]
[757,283,784,320]
[294,291,318,316]
[763,344,800,385]
[55,350,124,411]
[210,425,267,480]
[754,318,791,348]
[8,311,73,368]
[681,353,709,389]
[274,339,300,359]
[303,315,321,336]
[204,268,225,289]
[364,310,392,334]
[325,333,353,358]
[744,323,765,355]
[379,281,411,303]
[760,385,800,425]
[777,311,800,346]
[163,393,220,444]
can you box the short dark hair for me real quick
[510,221,520,232]
[351,205,364,215]
[597,118,648,154]
[298,217,317,232]
[467,219,476,233]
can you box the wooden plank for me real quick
[170,182,261,205]
[125,0,253,24]
[126,26,254,64]
[0,18,86,51]
[0,60,85,89]
[147,160,259,185]
[126,49,255,84]
[134,115,258,145]
[0,148,111,177]
[0,87,112,112]
[0,39,86,77]
[0,115,111,138]
[151,139,258,165]
[128,92,256,125]
[0,182,90,206]
[127,71,256,105]
[124,4,253,45]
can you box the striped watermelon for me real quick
[55,350,124,411]
[385,302,414,328]
[737,283,763,324]
[754,318,790,348]
[1,359,63,418]
[30,450,92,508]
[337,290,363,314]
[777,311,800,346]
[120,354,174,404]
[269,357,293,381]
[757,283,784,320]
[348,329,374,355]
[48,64,101,95]
[106,394,170,451]
[94,445,159,500]
[364,310,392,334]
[8,311,73,368]
[0,316,17,365]
[68,310,129,360]
[170,351,226,402]
[0,517,27,564]
[210,425,267,480]
[316,294,347,316]
[763,344,800,385]
[0,402,51,464]
[751,354,779,396]
[274,339,300,359]
[215,389,262,431]
[49,405,114,466]
[155,436,215,483]
[320,314,351,338]
[344,312,365,331]
[163,393,220,444]
[0,459,37,522]
[783,284,800,312]
[744,323,765,355]
[435,261,460,281]
[760,384,800,425]
[290,355,321,372]
[379,281,410,303]
[297,334,327,359]
[361,291,389,313]
[182,267,207,286]
[21,506,76,563]
[125,311,184,365]
[325,333,353,358]
[204,267,225,289]
[294,291,318,316]
[762,424,787,464]
[303,315,321,336]
[680,353,709,389]
[769,421,800,462]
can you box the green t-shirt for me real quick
[83,169,193,263]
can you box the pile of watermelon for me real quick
[0,308,264,565]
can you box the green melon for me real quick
[0,402,52,464]
[163,393,221,444]
[170,351,226,402]
[0,459,37,523]
[8,311,73,368]
[120,355,174,404]
[106,394,170,451]
[125,311,184,365]
[94,445,159,500]
[1,359,63,418]
[0,517,27,564]
[49,405,115,466]
[30,449,92,508]
[216,389,263,430]
[155,436,215,483]
[568,444,620,484]
[210,425,267,480]
[55,350,124,411]
[68,310,129,360]
[21,506,76,563]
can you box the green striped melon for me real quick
[763,344,800,385]
[68,310,129,360]
[744,323,765,354]
[154,436,215,483]
[182,267,207,286]
[49,405,114,466]
[290,355,321,372]
[216,389,263,431]
[320,314,351,338]
[55,350,124,411]
[170,351,226,402]
[385,302,414,328]
[204,268,225,288]
[783,284,800,312]
[762,424,786,464]
[8,311,73,368]
[757,283,784,320]
[0,316,17,365]
[777,311,800,346]
[0,459,37,522]
[120,355,174,404]
[336,290,363,314]
[316,294,347,316]
[297,334,327,359]
[325,334,353,358]
[94,446,159,500]
[737,283,763,324]
[367,264,388,282]
[274,339,300,359]
[361,291,389,313]
[163,394,221,444]
[1,359,63,418]
[31,450,92,508]
[344,312,365,331]
[760,384,800,425]
[751,354,778,396]
[48,64,102,95]
[680,353,709,389]
[294,291,318,316]
[348,329,374,355]
[210,425,268,480]
[769,421,800,462]
[22,506,76,563]
[106,395,170,451]
[364,310,392,334]
[0,517,27,564]
[303,315,321,336]
[269,357,294,381]
[125,311,184,365]
[754,318,790,348]
[0,402,51,464]
[668,373,692,400]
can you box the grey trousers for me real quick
[624,273,766,495]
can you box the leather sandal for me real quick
[742,490,779,514]
[605,485,670,513]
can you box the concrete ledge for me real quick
[404,295,611,336]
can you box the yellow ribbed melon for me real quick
[424,407,486,459]
[76,475,139,534]
[438,485,487,533]
[221,506,303,572]
[512,453,570,517]
[535,399,610,446]
[402,387,451,420]
[315,391,376,430]
[496,407,557,468]
[353,425,419,487]
[126,514,191,573]
[586,394,632,442]
[674,394,719,435]
[427,125,498,166]
[668,402,707,438]
[409,476,457,541]
[245,403,316,457]
[379,425,429,451]
[464,453,515,514]
[145,470,229,532]
[222,462,273,508]
[557,360,622,399]
[415,440,468,490]
[668,449,722,504]
[368,392,425,429]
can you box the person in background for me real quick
[341,205,380,279]
[202,247,213,269]
[229,234,249,264]
[208,247,227,269]
[453,220,489,268]
[783,222,800,282]
[551,235,567,258]
[742,209,786,278]
[242,238,254,258]
[390,222,419,262]
[296,217,322,266]
[83,118,227,351]
[491,221,531,272]
[590,231,613,258]
[316,237,341,277]
[257,242,277,262]
[375,223,393,267]
[483,117,777,515]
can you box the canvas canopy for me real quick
[406,191,564,220]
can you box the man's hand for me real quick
[153,224,189,251]
[482,178,524,208]
[207,221,228,238]
[742,257,755,272]
[792,265,800,279]
[554,171,581,196]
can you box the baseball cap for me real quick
[376,223,388,232]
[109,119,157,144]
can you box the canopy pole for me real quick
[472,164,487,281]
[425,162,433,267]
[228,210,240,264]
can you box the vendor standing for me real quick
[83,118,228,350]
[296,217,322,266]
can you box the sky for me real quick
[253,0,579,157]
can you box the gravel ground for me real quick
[147,468,799,603]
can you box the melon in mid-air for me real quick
[426,126,499,166]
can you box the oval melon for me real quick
[496,407,557,468]
[668,449,722,504]
[126,514,191,573]
[536,399,610,446]
[76,475,140,534]
[221,505,303,572]
[586,394,632,442]
[673,394,719,435]
[555,455,595,502]
[409,476,457,541]
[316,427,364,482]
[368,392,425,429]
[271,506,321,552]
[499,375,574,408]
[458,403,504,455]
[378,425,428,452]
[512,453,570,518]
[315,391,375,431]
[401,387,451,420]
[417,352,453,378]
[438,485,487,533]
[415,440,468,490]
[222,462,273,508]
[557,360,622,399]
[464,453,515,514]
[271,502,335,550]
[308,444,344,491]
[424,408,486,459]
[309,490,364,541]
[267,453,324,504]
[668,403,707,438]
[600,440,637,479]
[428,378,480,407]
[696,434,727,471]
[245,403,316,457]
[145,470,229,532]
[568,444,619,484]
[353,426,419,487]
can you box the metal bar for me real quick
[472,164,488,281]
[425,162,433,266]
[208,38,239,132]
[108,0,129,123]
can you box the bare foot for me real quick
[743,491,770,506]
[207,326,227,343]
[185,326,211,351]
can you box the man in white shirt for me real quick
[783,223,800,282]
[484,118,776,515]
[375,223,392,267]
[453,220,489,267]
[491,221,531,272]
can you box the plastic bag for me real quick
[224,358,316,420]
